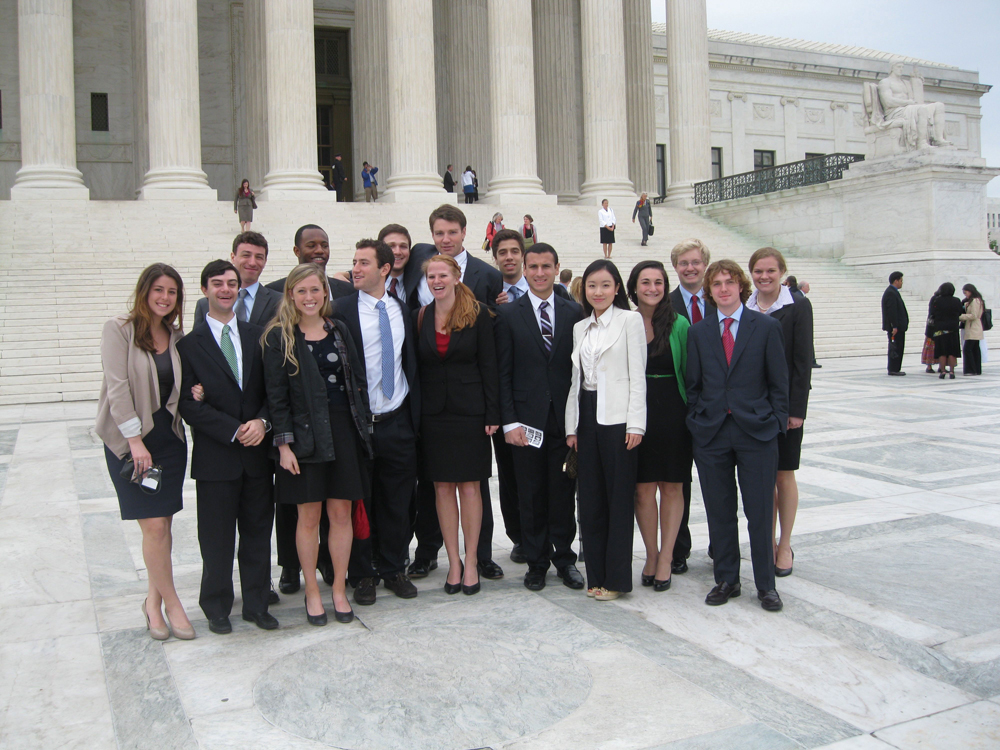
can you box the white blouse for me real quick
[579,306,617,390]
[598,207,616,227]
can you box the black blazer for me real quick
[670,286,716,323]
[495,293,583,434]
[881,285,909,332]
[415,302,500,423]
[685,306,789,447]
[266,274,355,300]
[406,244,503,309]
[330,291,421,432]
[176,320,271,481]
[193,284,282,329]
[770,297,813,420]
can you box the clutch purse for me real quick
[563,447,578,479]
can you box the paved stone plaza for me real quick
[1,351,999,750]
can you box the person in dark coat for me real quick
[929,282,964,380]
[881,271,909,376]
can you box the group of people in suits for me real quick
[98,201,815,641]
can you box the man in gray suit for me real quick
[194,232,281,329]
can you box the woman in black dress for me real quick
[627,261,692,592]
[96,264,194,641]
[930,282,964,380]
[263,264,373,625]
[415,254,500,595]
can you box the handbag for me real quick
[647,222,655,237]
[982,307,993,331]
[250,195,257,210]
[562,447,578,479]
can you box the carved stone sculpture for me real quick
[862,60,952,158]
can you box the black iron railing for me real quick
[694,153,864,205]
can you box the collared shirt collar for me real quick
[678,285,704,309]
[505,276,529,295]
[717,304,744,325]
[587,304,617,329]
[747,285,794,315]
[243,280,260,300]
[528,288,554,311]
[358,289,386,310]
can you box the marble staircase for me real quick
[0,199,923,404]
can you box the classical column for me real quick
[729,92,748,173]
[353,0,390,201]
[781,97,801,163]
[533,0,582,202]
[484,0,549,202]
[622,0,657,196]
[243,0,269,190]
[665,0,712,206]
[383,0,449,201]
[139,0,214,199]
[11,0,89,200]
[578,0,635,203]
[259,0,329,200]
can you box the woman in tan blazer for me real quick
[96,264,194,641]
[960,283,985,376]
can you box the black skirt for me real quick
[276,406,367,503]
[933,330,962,359]
[636,346,692,484]
[420,413,492,482]
[600,227,615,244]
[777,426,804,472]
[105,407,186,520]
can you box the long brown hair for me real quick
[626,260,677,357]
[128,264,184,353]
[422,254,481,332]
[261,264,331,375]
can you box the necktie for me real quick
[221,324,240,381]
[388,277,399,300]
[539,301,553,353]
[507,285,521,301]
[722,318,735,366]
[376,299,395,399]
[690,295,702,323]
[234,289,249,322]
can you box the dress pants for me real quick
[887,330,905,373]
[513,405,576,571]
[672,481,693,564]
[576,390,636,593]
[963,339,982,375]
[412,476,495,562]
[368,407,418,576]
[196,474,274,619]
[275,497,332,574]
[492,431,521,546]
[693,416,777,593]
[638,217,649,243]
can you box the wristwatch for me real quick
[260,419,272,432]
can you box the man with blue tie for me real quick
[685,260,788,612]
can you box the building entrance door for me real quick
[315,28,352,200]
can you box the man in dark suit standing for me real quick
[686,259,789,612]
[668,239,715,575]
[194,232,281,329]
[177,260,278,634]
[405,204,506,582]
[496,242,585,591]
[266,224,355,299]
[881,271,909,376]
[332,154,346,201]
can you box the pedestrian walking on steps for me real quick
[632,193,652,246]
[234,180,256,232]
[599,199,616,259]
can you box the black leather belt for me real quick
[371,404,405,424]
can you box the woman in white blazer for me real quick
[566,260,647,600]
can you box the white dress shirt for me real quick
[579,305,616,390]
[357,290,408,414]
[238,281,260,320]
[678,285,707,322]
[598,207,616,228]
[417,249,468,307]
[503,276,529,301]
[747,285,794,316]
[205,312,243,387]
[386,274,406,304]
[717,304,744,340]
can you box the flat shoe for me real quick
[705,581,741,606]
[334,606,354,624]
[586,587,599,598]
[653,578,671,592]
[143,599,170,641]
[640,573,655,587]
[594,588,620,601]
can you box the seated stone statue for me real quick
[876,60,952,151]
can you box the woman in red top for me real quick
[485,213,504,252]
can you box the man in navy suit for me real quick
[378,223,415,310]
[686,259,789,612]
[193,232,281,329]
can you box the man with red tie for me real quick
[685,260,788,612]
[378,224,413,309]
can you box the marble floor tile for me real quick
[0,513,91,607]
[189,708,331,749]
[873,700,1000,749]
[942,504,1000,528]
[936,628,1000,665]
[812,736,895,749]
[793,466,910,498]
[788,498,926,535]
[881,490,986,514]
[943,479,1000,502]
[646,724,801,750]
[0,600,96,644]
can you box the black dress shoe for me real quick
[705,581,741,606]
[478,559,504,580]
[208,616,232,635]
[524,568,546,591]
[317,560,335,586]
[353,577,377,605]
[267,581,280,606]
[758,589,783,612]
[557,564,585,589]
[462,573,481,595]
[775,548,794,578]
[304,596,327,626]
[509,544,527,564]
[406,558,438,579]
[653,578,671,592]
[444,562,463,595]
[242,611,279,630]
[641,573,655,587]
[279,566,300,594]
[333,606,355,624]
[671,560,688,574]
[383,572,418,599]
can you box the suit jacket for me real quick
[565,307,648,434]
[176,320,271,481]
[266,274,355,300]
[330,291,421,432]
[881,285,909,332]
[406,244,503,309]
[685,306,789,447]
[193,284,282,329]
[415,302,500,423]
[770,296,813,420]
[670,286,716,324]
[495,293,583,435]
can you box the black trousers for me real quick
[887,330,905,373]
[492,431,521,545]
[672,481,693,563]
[638,217,649,243]
[368,408,418,576]
[963,339,982,374]
[196,474,274,619]
[576,391,636,593]
[412,473,495,562]
[275,497,332,573]
[513,406,576,571]
[693,416,777,593]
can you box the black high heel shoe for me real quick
[653,577,671,592]
[304,595,327,626]
[641,573,655,587]
[444,562,463,595]
[775,548,794,577]
[462,564,481,596]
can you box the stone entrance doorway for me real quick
[315,28,352,199]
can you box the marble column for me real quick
[485,0,550,203]
[622,0,657,196]
[665,0,712,206]
[11,0,89,200]
[138,0,214,199]
[578,0,635,203]
[243,0,269,191]
[533,0,582,202]
[353,0,390,201]
[729,92,748,173]
[781,96,801,163]
[383,0,448,201]
[259,0,329,200]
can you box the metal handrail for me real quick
[694,153,865,205]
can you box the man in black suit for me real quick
[406,204,506,581]
[881,271,909,376]
[331,239,421,605]
[378,223,415,309]
[332,153,346,201]
[668,239,715,575]
[496,242,585,591]
[686,259,789,612]
[177,260,278,634]
[194,232,281,330]
[266,224,354,594]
